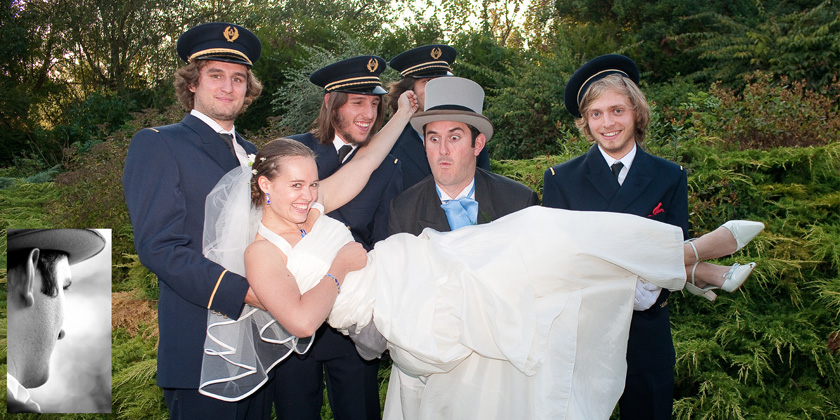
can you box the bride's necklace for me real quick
[297,222,306,237]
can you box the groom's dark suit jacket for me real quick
[388,167,539,236]
[541,145,688,384]
[123,114,256,389]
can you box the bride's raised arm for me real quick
[318,90,418,213]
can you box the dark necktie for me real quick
[219,133,235,155]
[611,161,624,184]
[337,144,352,163]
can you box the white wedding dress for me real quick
[199,166,687,419]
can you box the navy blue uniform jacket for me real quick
[389,124,491,191]
[122,114,255,388]
[542,145,688,374]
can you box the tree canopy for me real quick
[2,0,838,167]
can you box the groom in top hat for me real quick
[542,54,688,419]
[386,77,538,419]
[274,56,402,420]
[123,22,271,419]
[386,45,490,189]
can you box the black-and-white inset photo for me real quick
[6,228,112,413]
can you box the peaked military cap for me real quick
[411,77,493,141]
[177,22,261,67]
[564,54,640,118]
[389,44,457,79]
[309,56,388,95]
[8,229,106,265]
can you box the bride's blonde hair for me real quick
[250,138,316,207]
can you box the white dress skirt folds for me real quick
[198,166,687,418]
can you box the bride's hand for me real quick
[244,287,266,310]
[398,90,419,115]
[331,242,367,278]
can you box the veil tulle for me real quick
[199,166,313,401]
[203,166,261,277]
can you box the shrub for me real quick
[692,72,840,149]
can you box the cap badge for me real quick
[223,26,239,42]
[431,47,442,60]
[367,58,379,72]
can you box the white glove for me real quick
[633,279,662,311]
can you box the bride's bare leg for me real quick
[684,262,732,288]
[682,227,738,264]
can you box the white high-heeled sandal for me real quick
[684,240,718,301]
[683,240,757,301]
[722,220,765,253]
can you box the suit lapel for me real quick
[606,148,654,213]
[417,180,452,232]
[584,146,620,203]
[182,115,238,170]
[473,170,500,224]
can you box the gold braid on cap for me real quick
[325,76,382,92]
[189,48,252,65]
[400,61,451,77]
[577,69,629,105]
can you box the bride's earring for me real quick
[265,192,271,204]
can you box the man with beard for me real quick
[123,23,270,419]
[275,55,402,420]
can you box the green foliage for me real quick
[680,0,840,91]
[270,42,368,136]
[236,0,400,131]
[643,71,840,157]
[669,142,840,419]
[482,50,575,159]
[112,332,166,419]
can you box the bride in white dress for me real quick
[198,92,763,418]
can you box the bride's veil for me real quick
[199,165,311,401]
[203,166,262,275]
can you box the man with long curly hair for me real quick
[122,22,269,420]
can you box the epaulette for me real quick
[146,128,160,133]
[549,167,556,176]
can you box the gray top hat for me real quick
[410,77,494,141]
[8,229,105,265]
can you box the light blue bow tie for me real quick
[439,184,478,230]
[441,197,478,230]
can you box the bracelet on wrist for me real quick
[326,274,340,293]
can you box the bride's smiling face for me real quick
[260,156,320,225]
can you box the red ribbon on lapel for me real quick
[648,202,665,217]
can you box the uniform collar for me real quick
[332,135,357,154]
[190,109,237,137]
[436,179,475,202]
[597,143,637,170]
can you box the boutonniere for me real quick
[479,211,495,224]
[648,202,665,217]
